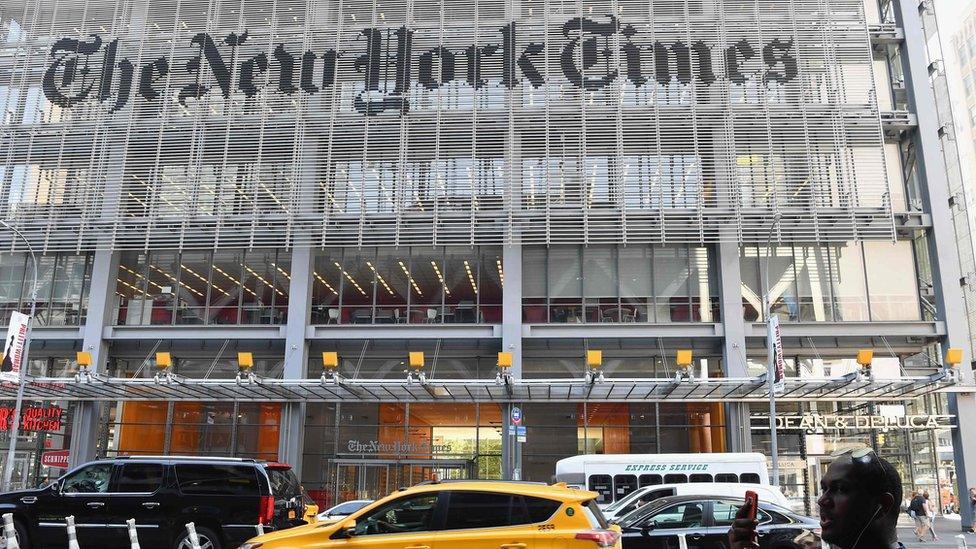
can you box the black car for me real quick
[616,495,822,549]
[0,456,305,549]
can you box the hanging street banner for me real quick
[0,312,29,382]
[768,315,785,394]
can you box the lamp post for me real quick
[762,213,782,487]
[0,220,38,492]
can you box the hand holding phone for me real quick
[744,490,759,521]
[727,495,760,549]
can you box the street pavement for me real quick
[899,516,976,548]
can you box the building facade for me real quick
[0,0,974,525]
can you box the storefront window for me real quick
[0,252,92,327]
[115,249,290,326]
[311,246,501,325]
[523,245,718,323]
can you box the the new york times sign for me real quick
[42,15,798,117]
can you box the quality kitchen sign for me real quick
[42,15,798,117]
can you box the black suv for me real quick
[0,456,305,549]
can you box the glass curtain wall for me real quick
[522,245,719,323]
[115,249,290,325]
[740,241,921,322]
[310,247,502,324]
[0,252,93,326]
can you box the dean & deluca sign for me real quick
[752,414,955,432]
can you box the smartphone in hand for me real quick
[744,490,759,521]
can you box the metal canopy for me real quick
[0,373,957,403]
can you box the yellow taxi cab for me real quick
[240,480,621,549]
[301,489,320,524]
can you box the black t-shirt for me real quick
[909,496,926,515]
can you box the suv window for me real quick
[176,464,259,495]
[353,494,438,536]
[712,500,771,526]
[116,463,164,493]
[647,502,704,529]
[62,463,113,494]
[442,492,561,530]
[267,467,300,498]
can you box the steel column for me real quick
[279,247,314,472]
[502,245,522,479]
[69,250,119,468]
[895,0,976,531]
[718,242,752,452]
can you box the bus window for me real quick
[588,475,613,504]
[689,474,713,483]
[664,474,687,484]
[741,473,761,484]
[715,473,738,483]
[639,474,663,487]
[613,474,638,500]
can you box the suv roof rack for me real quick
[115,455,259,463]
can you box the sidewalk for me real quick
[900,516,976,548]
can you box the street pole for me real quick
[0,220,38,492]
[763,214,782,487]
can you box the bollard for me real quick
[958,534,969,549]
[2,513,19,549]
[127,518,141,549]
[185,522,202,549]
[255,523,265,536]
[65,515,80,549]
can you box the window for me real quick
[646,502,704,529]
[332,501,369,515]
[741,473,761,484]
[588,474,613,504]
[354,493,439,535]
[115,463,164,493]
[523,496,562,523]
[689,474,713,483]
[62,463,113,494]
[176,464,259,495]
[715,473,739,483]
[664,474,688,484]
[712,501,771,527]
[639,474,663,487]
[267,467,300,499]
[614,474,638,499]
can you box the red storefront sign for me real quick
[0,405,64,432]
[41,450,70,469]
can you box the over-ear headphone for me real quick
[850,505,882,549]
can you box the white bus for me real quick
[554,453,770,508]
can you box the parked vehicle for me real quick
[0,456,305,549]
[555,453,770,508]
[603,483,791,522]
[316,499,372,523]
[241,480,621,549]
[616,495,821,549]
[301,489,320,524]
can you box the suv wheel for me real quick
[174,526,221,549]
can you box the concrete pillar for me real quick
[69,250,119,467]
[718,242,752,452]
[501,244,522,479]
[896,0,976,531]
[278,247,313,471]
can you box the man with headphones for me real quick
[729,448,905,549]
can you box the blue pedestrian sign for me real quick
[511,406,523,426]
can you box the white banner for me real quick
[769,315,786,394]
[0,312,30,381]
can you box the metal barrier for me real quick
[2,513,19,549]
[185,522,202,549]
[65,515,80,549]
[127,518,141,549]
[256,523,265,536]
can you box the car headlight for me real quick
[239,544,263,549]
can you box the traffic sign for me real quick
[511,406,523,426]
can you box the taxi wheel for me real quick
[174,526,222,549]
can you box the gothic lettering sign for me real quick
[346,439,452,454]
[42,16,798,117]
[751,414,955,432]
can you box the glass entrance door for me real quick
[333,459,473,502]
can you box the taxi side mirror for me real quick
[339,518,357,538]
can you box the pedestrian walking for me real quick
[923,491,938,542]
[970,487,976,533]
[908,490,929,542]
